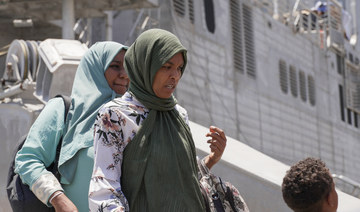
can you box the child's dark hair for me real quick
[282,157,333,212]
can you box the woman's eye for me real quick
[178,66,184,71]
[162,65,171,70]
[110,64,120,69]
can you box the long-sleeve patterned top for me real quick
[88,92,189,212]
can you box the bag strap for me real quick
[55,94,72,122]
[52,94,72,179]
[225,185,238,212]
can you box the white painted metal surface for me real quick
[62,0,75,39]
[190,121,360,212]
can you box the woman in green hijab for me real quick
[15,41,129,212]
[89,29,226,211]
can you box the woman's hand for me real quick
[51,192,78,212]
[204,126,227,170]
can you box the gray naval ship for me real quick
[1,0,360,211]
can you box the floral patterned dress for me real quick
[88,92,189,212]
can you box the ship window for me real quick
[230,1,256,78]
[308,75,316,106]
[203,0,215,33]
[355,57,359,65]
[279,60,288,93]
[289,65,298,97]
[339,84,345,121]
[349,52,353,63]
[230,0,244,74]
[243,4,256,78]
[173,0,185,17]
[347,108,352,124]
[299,71,307,102]
[354,112,358,128]
[189,0,194,24]
[336,54,343,75]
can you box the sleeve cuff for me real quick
[31,173,63,206]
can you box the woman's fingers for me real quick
[206,126,227,151]
[209,126,226,140]
[207,139,225,152]
[204,126,227,169]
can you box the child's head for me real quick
[282,157,338,212]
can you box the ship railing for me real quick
[325,0,344,52]
[344,59,360,114]
[332,174,360,198]
[253,0,346,51]
[125,8,160,46]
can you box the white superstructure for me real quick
[1,0,360,211]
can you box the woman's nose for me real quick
[118,70,128,79]
[170,68,181,79]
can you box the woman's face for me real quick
[104,50,129,95]
[152,52,184,99]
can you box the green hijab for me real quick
[122,29,205,211]
[59,41,128,183]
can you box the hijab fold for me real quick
[122,29,205,211]
[58,42,127,183]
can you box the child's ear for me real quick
[326,183,338,210]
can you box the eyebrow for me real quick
[111,60,122,64]
[165,61,183,66]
